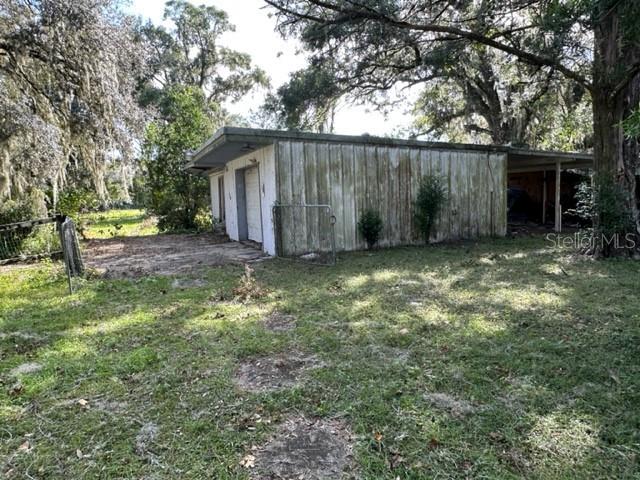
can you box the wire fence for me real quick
[0,217,62,264]
[0,216,84,293]
[272,204,336,265]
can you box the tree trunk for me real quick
[592,8,640,257]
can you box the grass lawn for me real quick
[1,234,639,478]
[80,209,158,239]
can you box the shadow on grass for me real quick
[253,238,640,478]
[1,237,639,478]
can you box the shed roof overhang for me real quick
[507,149,593,173]
[185,126,594,174]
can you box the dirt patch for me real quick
[93,398,129,414]
[0,332,48,354]
[135,422,161,466]
[366,345,410,364]
[83,233,266,278]
[171,278,207,289]
[0,331,47,342]
[9,362,42,377]
[424,392,480,418]
[233,352,321,393]
[263,312,297,332]
[250,416,354,480]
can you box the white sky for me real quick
[125,0,414,136]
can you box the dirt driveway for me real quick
[83,233,266,278]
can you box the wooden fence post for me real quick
[58,216,84,279]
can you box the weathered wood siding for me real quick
[275,140,507,255]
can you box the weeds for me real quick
[232,264,267,302]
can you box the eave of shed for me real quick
[184,126,593,173]
[508,148,593,173]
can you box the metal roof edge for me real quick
[218,127,512,153]
[508,147,593,161]
[185,127,593,169]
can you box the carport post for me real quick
[542,171,547,225]
[554,160,562,233]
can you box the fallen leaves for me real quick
[8,382,23,396]
[17,440,32,453]
[428,437,441,450]
[608,369,621,385]
[240,453,255,468]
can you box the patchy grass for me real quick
[1,237,640,478]
[80,209,158,239]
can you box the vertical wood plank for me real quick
[482,153,493,236]
[398,148,412,244]
[409,149,422,243]
[290,141,307,253]
[377,147,390,247]
[304,142,319,251]
[341,144,357,251]
[329,143,345,251]
[354,145,368,249]
[439,150,451,242]
[315,143,331,252]
[277,141,294,255]
[365,146,379,212]
[500,153,508,236]
[477,153,489,237]
[449,150,460,240]
[488,152,504,236]
[460,151,470,239]
[430,150,447,242]
[470,153,479,238]
[461,152,472,238]
[387,147,401,246]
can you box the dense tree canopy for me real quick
[0,0,267,226]
[263,61,342,132]
[139,0,268,116]
[0,0,146,206]
[265,2,593,148]
[410,45,592,150]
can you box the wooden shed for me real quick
[186,127,588,256]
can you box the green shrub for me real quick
[572,174,635,255]
[194,207,213,232]
[0,190,47,225]
[143,86,213,232]
[0,192,56,260]
[414,175,447,243]
[58,188,100,219]
[357,208,383,249]
[0,200,34,226]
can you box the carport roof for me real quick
[185,127,593,174]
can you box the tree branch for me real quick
[266,0,593,91]
[611,62,640,100]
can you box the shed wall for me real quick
[209,171,222,220]
[275,140,507,255]
[209,145,277,255]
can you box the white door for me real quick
[244,167,262,242]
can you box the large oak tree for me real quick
[0,0,146,206]
[265,0,640,256]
